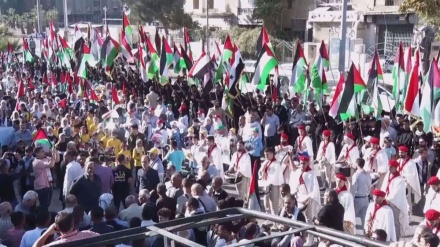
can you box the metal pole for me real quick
[338,0,348,73]
[103,6,107,28]
[63,0,68,41]
[206,0,209,54]
[36,0,42,33]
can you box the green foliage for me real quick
[400,0,440,26]
[125,0,198,32]
[212,27,293,59]
[0,25,21,51]
[252,0,287,30]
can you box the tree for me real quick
[252,0,287,32]
[45,8,59,28]
[125,0,198,33]
[0,25,21,51]
[400,0,440,26]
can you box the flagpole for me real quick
[205,0,210,56]
[338,0,348,73]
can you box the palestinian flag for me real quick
[73,25,85,61]
[121,30,133,60]
[255,26,271,57]
[22,38,35,63]
[310,40,330,105]
[138,28,148,82]
[77,43,97,79]
[291,40,307,93]
[338,63,366,119]
[145,36,160,79]
[392,42,405,110]
[159,37,173,85]
[311,40,329,91]
[183,27,193,62]
[420,59,439,132]
[215,35,234,82]
[101,36,120,72]
[364,51,383,104]
[123,12,133,46]
[7,42,13,65]
[111,86,121,105]
[91,28,103,61]
[15,80,25,111]
[404,49,420,116]
[34,129,52,148]
[188,52,214,80]
[248,160,262,212]
[227,44,245,98]
[180,44,193,71]
[433,61,440,133]
[371,78,383,118]
[155,28,161,55]
[403,46,413,107]
[329,73,344,118]
[173,43,185,73]
[252,44,278,90]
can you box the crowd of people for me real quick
[1,59,440,247]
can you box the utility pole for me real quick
[36,0,42,33]
[63,0,68,40]
[206,0,210,55]
[338,0,348,73]
[103,6,108,28]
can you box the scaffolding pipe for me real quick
[238,208,387,247]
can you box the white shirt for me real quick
[262,114,280,137]
[63,161,84,196]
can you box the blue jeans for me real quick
[36,187,53,209]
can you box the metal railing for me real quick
[52,208,388,247]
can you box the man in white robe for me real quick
[316,130,336,189]
[381,159,409,240]
[364,189,396,242]
[258,147,282,215]
[417,209,440,239]
[206,135,224,179]
[364,137,389,188]
[296,125,314,162]
[275,133,293,184]
[335,173,356,234]
[290,155,321,246]
[336,132,359,179]
[397,145,422,214]
[424,176,440,213]
[227,141,252,200]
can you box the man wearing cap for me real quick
[258,147,282,215]
[364,189,396,242]
[227,141,252,200]
[148,148,165,183]
[397,145,421,214]
[153,119,168,149]
[424,176,440,214]
[365,137,389,189]
[275,133,293,183]
[205,135,224,179]
[335,173,356,234]
[290,155,320,245]
[336,132,359,177]
[296,125,314,162]
[316,130,336,189]
[381,159,409,240]
[418,209,440,238]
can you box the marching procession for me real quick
[1,4,440,245]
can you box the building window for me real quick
[193,0,199,9]
[385,0,394,6]
[207,0,214,9]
